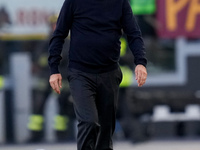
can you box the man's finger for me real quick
[54,81,60,94]
[139,73,147,86]
[50,82,55,90]
[137,70,142,85]
[58,78,62,88]
[50,80,60,94]
[135,68,138,80]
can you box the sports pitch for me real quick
[1,140,200,150]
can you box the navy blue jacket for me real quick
[48,0,147,74]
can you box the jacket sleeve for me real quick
[121,0,147,67]
[48,0,74,74]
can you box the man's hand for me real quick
[49,73,62,94]
[135,65,147,87]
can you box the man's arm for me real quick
[121,0,147,87]
[48,0,74,93]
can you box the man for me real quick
[48,0,147,149]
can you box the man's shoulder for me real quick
[64,0,75,6]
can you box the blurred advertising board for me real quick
[157,0,200,38]
[130,0,156,15]
[0,0,64,40]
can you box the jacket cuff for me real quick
[50,64,60,75]
[135,58,147,68]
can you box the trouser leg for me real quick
[95,68,122,150]
[67,69,99,150]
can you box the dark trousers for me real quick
[67,67,122,150]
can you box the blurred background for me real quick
[0,0,200,149]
